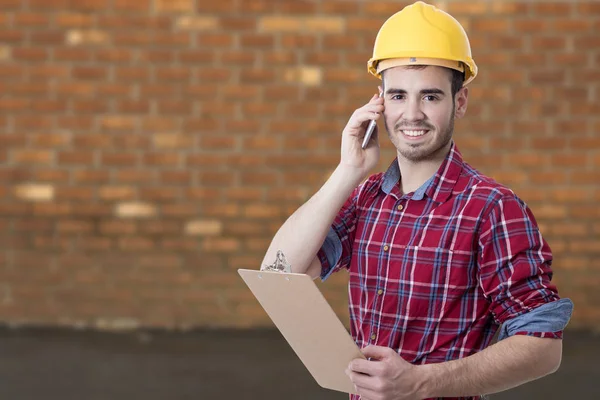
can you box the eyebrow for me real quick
[385,88,446,96]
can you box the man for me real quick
[261,2,573,399]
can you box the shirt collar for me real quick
[381,141,464,203]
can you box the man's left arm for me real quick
[348,334,560,400]
[419,334,561,398]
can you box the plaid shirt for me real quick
[318,142,567,400]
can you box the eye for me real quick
[391,94,405,100]
[423,95,439,102]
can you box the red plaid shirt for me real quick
[318,143,564,400]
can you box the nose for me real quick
[403,97,425,122]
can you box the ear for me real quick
[454,86,468,119]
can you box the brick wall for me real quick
[0,0,598,331]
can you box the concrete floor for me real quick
[0,327,598,400]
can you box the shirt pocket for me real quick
[398,246,475,317]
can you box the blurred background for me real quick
[0,0,598,399]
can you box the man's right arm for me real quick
[261,165,362,278]
[261,90,385,278]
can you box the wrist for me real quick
[414,363,436,399]
[334,163,367,187]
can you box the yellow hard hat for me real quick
[367,1,478,86]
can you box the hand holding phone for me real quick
[361,91,383,149]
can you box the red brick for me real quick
[157,100,191,115]
[58,151,95,165]
[178,50,212,64]
[115,169,156,184]
[102,152,139,167]
[33,202,71,216]
[533,3,572,15]
[117,100,150,113]
[154,32,190,47]
[73,170,110,184]
[0,29,24,42]
[46,116,91,130]
[185,188,219,201]
[114,0,151,12]
[57,220,94,234]
[73,100,109,114]
[0,64,23,79]
[12,47,48,61]
[240,69,275,84]
[220,17,256,31]
[240,172,278,186]
[155,67,190,82]
[201,238,240,253]
[14,218,53,232]
[220,51,255,65]
[240,34,274,48]
[13,149,53,164]
[224,222,265,236]
[571,172,600,185]
[447,2,487,15]
[243,204,281,219]
[198,33,233,47]
[55,12,93,27]
[264,51,297,65]
[112,32,151,46]
[73,66,108,80]
[33,169,70,183]
[244,238,270,252]
[0,0,21,9]
[137,220,180,235]
[56,82,94,97]
[32,100,67,113]
[281,34,316,48]
[322,1,359,15]
[159,170,192,185]
[118,237,154,252]
[574,35,600,50]
[143,153,180,167]
[140,188,181,202]
[114,67,149,82]
[552,19,592,33]
[73,134,112,149]
[14,12,48,26]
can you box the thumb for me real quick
[361,345,394,360]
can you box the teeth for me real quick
[403,130,427,137]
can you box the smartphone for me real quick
[361,91,383,149]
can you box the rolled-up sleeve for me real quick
[478,194,572,339]
[317,186,360,281]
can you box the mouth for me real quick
[400,129,430,139]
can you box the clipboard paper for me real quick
[238,269,364,395]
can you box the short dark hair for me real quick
[382,65,465,98]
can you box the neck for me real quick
[397,142,451,195]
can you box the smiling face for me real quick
[382,65,468,163]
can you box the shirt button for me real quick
[377,289,383,295]
[371,334,376,340]
[383,245,389,251]
[397,204,403,211]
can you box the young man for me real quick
[261,2,573,399]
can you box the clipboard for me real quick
[238,269,365,395]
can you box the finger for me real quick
[362,345,394,360]
[349,358,375,374]
[362,103,385,113]
[355,386,380,400]
[368,94,384,105]
[350,111,381,131]
[347,369,376,389]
